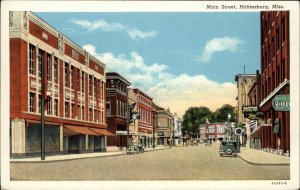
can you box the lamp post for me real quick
[126,87,130,149]
[41,60,45,160]
[227,113,231,140]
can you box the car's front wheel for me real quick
[225,148,233,155]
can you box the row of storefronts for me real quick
[235,11,290,156]
[9,11,183,158]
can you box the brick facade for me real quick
[9,11,109,157]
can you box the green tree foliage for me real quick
[182,104,236,139]
[213,104,236,122]
[182,106,213,138]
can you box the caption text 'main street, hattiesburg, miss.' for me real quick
[206,4,284,10]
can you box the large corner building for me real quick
[9,11,113,158]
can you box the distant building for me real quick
[199,123,226,142]
[10,12,111,158]
[173,113,183,145]
[106,72,131,151]
[155,105,174,146]
[133,89,154,148]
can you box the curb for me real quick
[10,152,127,163]
[238,154,290,166]
[10,147,171,163]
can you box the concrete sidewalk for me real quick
[238,147,290,165]
[10,146,170,163]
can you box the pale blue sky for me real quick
[35,12,260,116]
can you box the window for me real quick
[47,54,51,81]
[71,103,75,118]
[98,80,101,99]
[94,109,97,122]
[54,57,58,83]
[65,102,69,118]
[89,75,92,96]
[65,63,68,87]
[276,28,280,51]
[82,106,85,120]
[78,106,81,120]
[38,95,42,113]
[38,50,44,78]
[47,97,52,115]
[94,78,97,97]
[281,59,285,81]
[77,68,80,91]
[271,37,275,58]
[70,66,74,89]
[29,92,35,112]
[89,108,93,121]
[54,99,58,116]
[281,17,285,43]
[29,44,35,75]
[81,71,85,93]
[208,127,215,133]
[106,99,111,115]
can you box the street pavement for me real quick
[10,143,290,180]
[238,147,290,165]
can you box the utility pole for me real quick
[41,55,45,160]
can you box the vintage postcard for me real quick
[1,1,299,190]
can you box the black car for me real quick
[126,142,144,154]
[219,140,237,157]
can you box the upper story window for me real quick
[54,57,58,83]
[47,54,51,81]
[70,66,74,89]
[47,97,52,115]
[29,92,35,112]
[65,63,69,87]
[281,17,285,43]
[29,44,35,75]
[81,71,85,93]
[38,50,44,78]
[76,68,80,92]
[54,99,58,116]
[208,127,215,133]
[89,75,93,96]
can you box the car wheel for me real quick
[225,148,233,155]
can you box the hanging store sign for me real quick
[242,106,262,120]
[272,95,290,111]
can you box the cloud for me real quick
[199,36,243,63]
[71,18,156,41]
[84,44,237,117]
[71,19,125,32]
[127,29,157,41]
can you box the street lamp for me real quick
[227,113,231,140]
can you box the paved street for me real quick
[10,144,289,180]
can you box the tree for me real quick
[182,106,213,138]
[213,104,236,122]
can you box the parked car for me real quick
[126,142,144,154]
[219,140,237,157]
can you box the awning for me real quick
[250,126,262,138]
[64,125,98,136]
[90,127,116,136]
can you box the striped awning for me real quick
[63,125,115,136]
[64,125,98,136]
[90,127,115,136]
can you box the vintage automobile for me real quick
[126,142,144,154]
[219,140,238,157]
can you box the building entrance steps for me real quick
[238,147,290,165]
